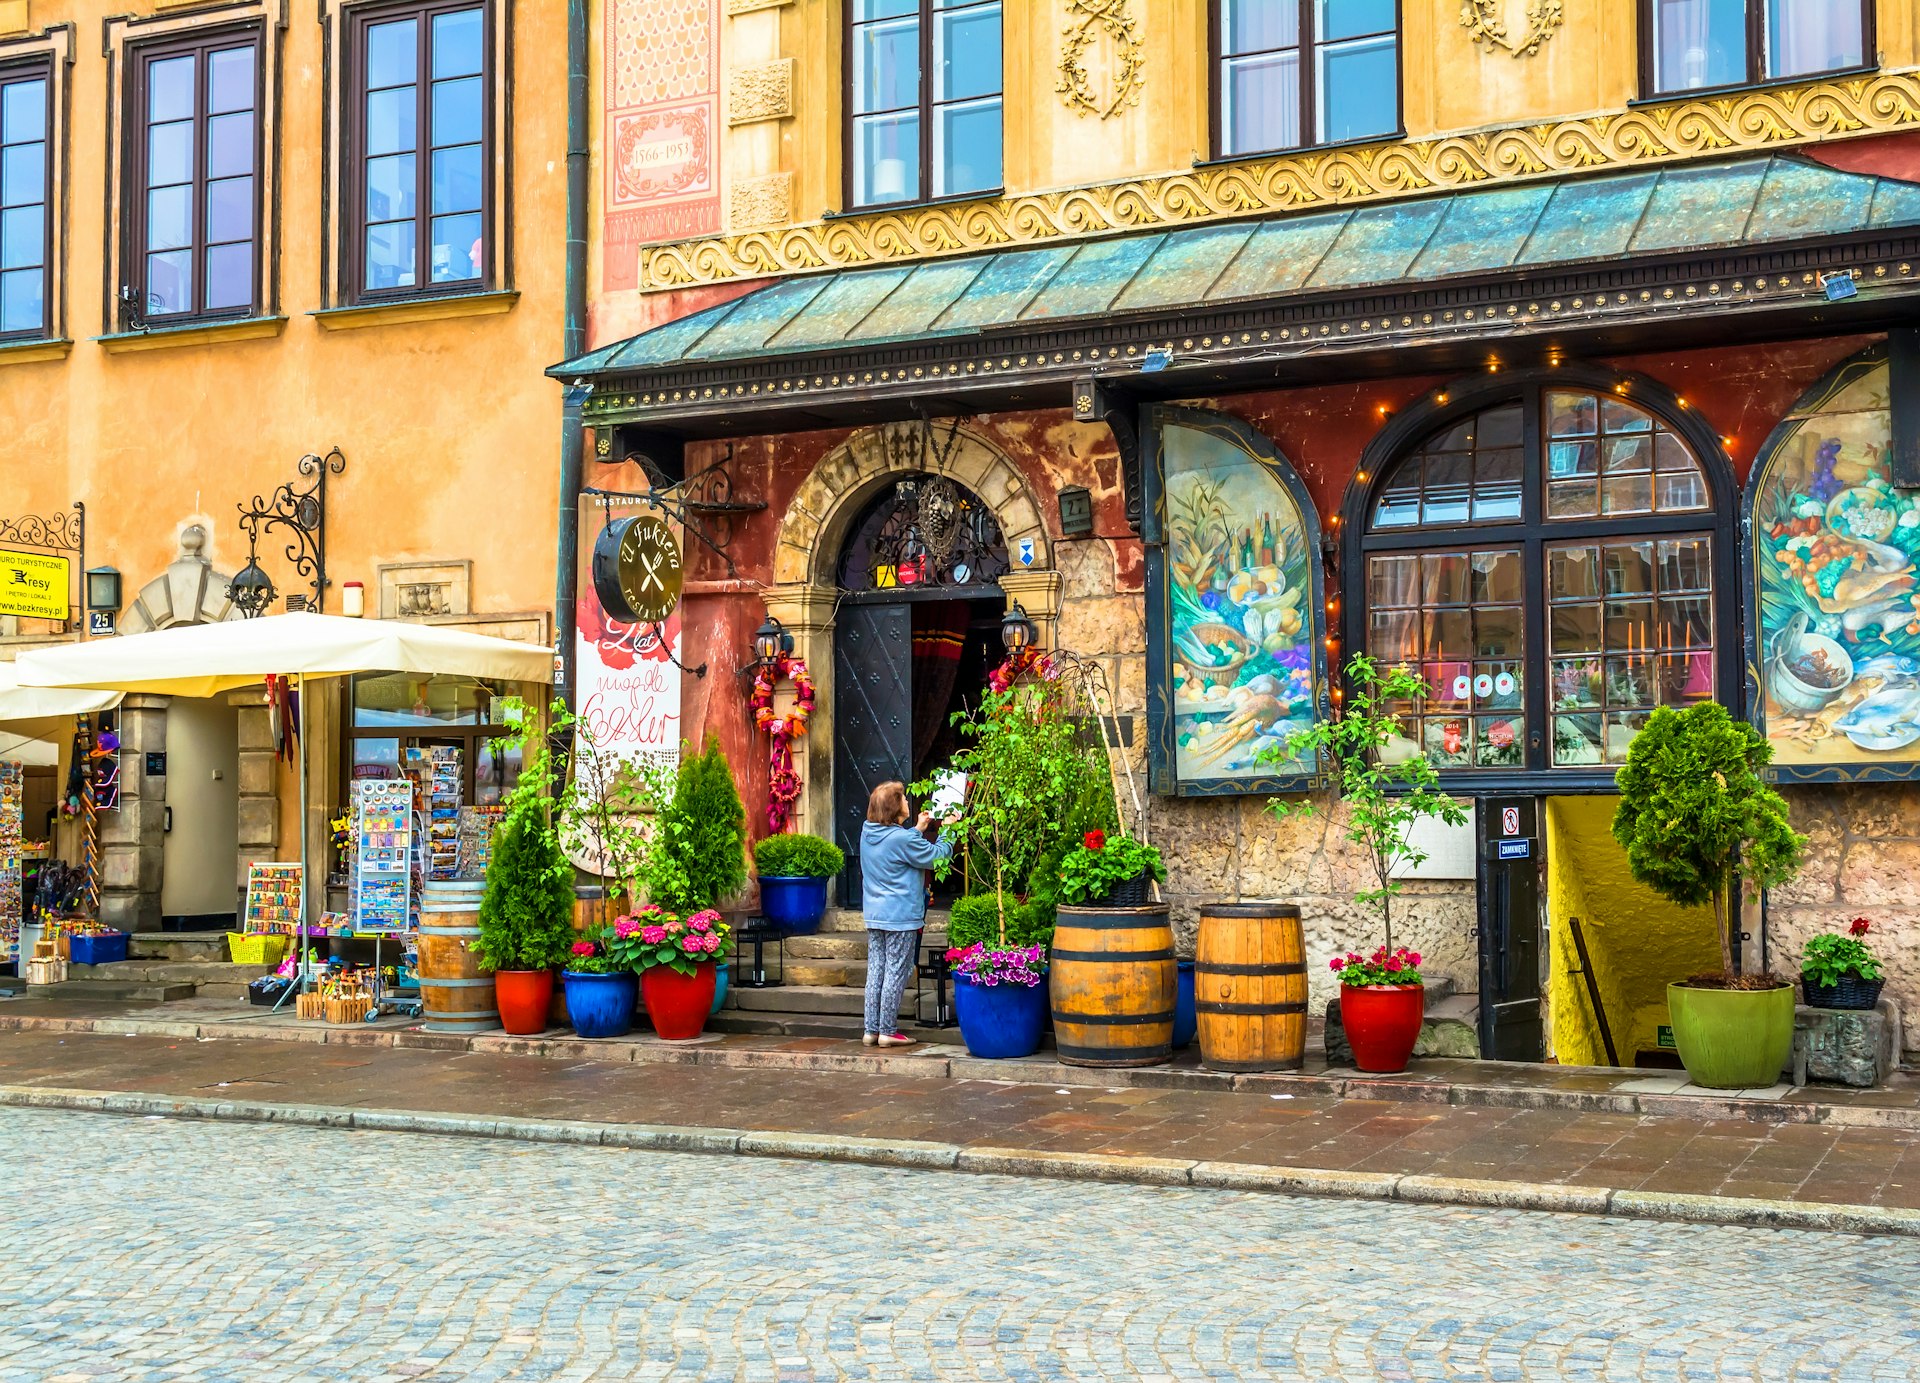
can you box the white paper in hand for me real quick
[928,769,967,817]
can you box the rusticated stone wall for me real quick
[1774,786,1920,1061]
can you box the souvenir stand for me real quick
[349,778,421,1020]
[13,611,553,1010]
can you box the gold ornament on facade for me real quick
[1459,0,1564,56]
[1055,0,1145,120]
[639,70,1920,290]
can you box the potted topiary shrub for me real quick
[1800,917,1886,1011]
[640,735,748,915]
[1613,703,1806,1089]
[945,891,1053,1058]
[473,807,576,1034]
[753,832,845,934]
[1268,655,1468,1074]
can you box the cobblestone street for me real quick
[1,1109,1917,1382]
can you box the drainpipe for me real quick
[554,0,591,709]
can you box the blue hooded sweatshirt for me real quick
[860,820,953,929]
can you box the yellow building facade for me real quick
[1,0,568,930]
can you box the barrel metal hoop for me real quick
[1195,1000,1309,1016]
[1199,905,1303,919]
[1051,948,1176,963]
[1055,1042,1174,1062]
[415,977,497,989]
[1194,961,1306,977]
[1051,1008,1177,1025]
[1054,915,1175,932]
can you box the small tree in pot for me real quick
[474,710,578,1035]
[1612,703,1805,1088]
[1266,655,1467,1074]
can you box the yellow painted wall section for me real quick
[1547,796,1720,1067]
[1,1,570,864]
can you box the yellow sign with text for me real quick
[0,548,72,620]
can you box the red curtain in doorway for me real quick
[911,602,970,774]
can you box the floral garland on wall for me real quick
[750,652,815,832]
[988,647,1054,694]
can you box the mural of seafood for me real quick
[1161,420,1320,783]
[1751,357,1920,768]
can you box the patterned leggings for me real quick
[864,928,920,1035]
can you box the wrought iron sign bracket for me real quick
[581,486,712,679]
[1073,377,1144,536]
[232,447,344,617]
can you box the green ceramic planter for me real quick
[1665,982,1796,1089]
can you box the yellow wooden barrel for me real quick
[1195,903,1307,1072]
[1049,903,1176,1068]
[415,910,499,1034]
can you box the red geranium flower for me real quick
[1330,957,1345,971]
[570,941,596,957]
[1850,917,1872,937]
[1084,829,1106,850]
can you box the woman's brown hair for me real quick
[866,780,910,825]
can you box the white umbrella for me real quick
[14,612,552,1000]
[0,663,121,724]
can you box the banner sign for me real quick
[575,495,684,775]
[0,549,70,620]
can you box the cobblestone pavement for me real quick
[3,1110,1920,1383]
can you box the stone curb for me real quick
[2,1011,1913,1130]
[4,1084,1918,1239]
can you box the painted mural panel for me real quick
[604,0,722,290]
[1749,351,1920,779]
[1156,412,1325,791]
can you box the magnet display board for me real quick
[352,779,413,932]
[242,862,304,933]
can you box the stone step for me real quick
[727,983,914,1018]
[784,931,948,961]
[706,1010,955,1041]
[818,907,952,935]
[128,931,233,964]
[1321,980,1480,1064]
[33,979,198,1003]
[70,961,274,987]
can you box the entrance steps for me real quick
[780,927,950,988]
[130,931,234,964]
[65,959,273,1001]
[34,979,199,1003]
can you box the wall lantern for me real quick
[228,557,278,620]
[753,614,794,665]
[1001,602,1036,652]
[84,566,122,613]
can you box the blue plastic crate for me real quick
[70,932,130,966]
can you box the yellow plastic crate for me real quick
[227,932,291,966]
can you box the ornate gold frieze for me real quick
[1460,0,1564,56]
[1057,0,1145,120]
[640,68,1920,291]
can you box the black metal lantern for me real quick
[753,614,793,664]
[1001,602,1036,652]
[228,557,278,619]
[84,566,122,613]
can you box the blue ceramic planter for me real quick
[953,974,1047,1059]
[710,962,731,1016]
[563,970,638,1039]
[760,875,830,934]
[1173,960,1196,1050]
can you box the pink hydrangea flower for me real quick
[641,925,668,944]
[614,918,641,938]
[666,920,684,936]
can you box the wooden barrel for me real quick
[572,885,629,933]
[1195,903,1307,1072]
[1049,903,1177,1068]
[415,910,499,1034]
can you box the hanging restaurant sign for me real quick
[0,549,70,621]
[591,513,684,624]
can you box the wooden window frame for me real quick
[843,0,1004,213]
[340,0,496,306]
[120,25,265,327]
[0,57,54,344]
[1638,0,1877,100]
[1209,0,1403,161]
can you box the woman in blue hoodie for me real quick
[860,780,952,1047]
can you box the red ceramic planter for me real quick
[1340,983,1425,1073]
[642,963,718,1040]
[493,969,554,1036]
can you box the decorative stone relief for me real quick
[1460,0,1565,56]
[638,68,1920,289]
[376,560,471,621]
[1057,0,1145,119]
[724,0,791,12]
[729,172,793,231]
[726,59,794,127]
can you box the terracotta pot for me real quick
[493,969,554,1036]
[1339,983,1425,1073]
[641,963,718,1041]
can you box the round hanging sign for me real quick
[591,514,683,624]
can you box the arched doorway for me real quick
[832,473,1012,904]
[1344,369,1740,1064]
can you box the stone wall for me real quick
[1773,784,1920,1062]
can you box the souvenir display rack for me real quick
[1,762,21,971]
[242,863,304,934]
[352,779,413,932]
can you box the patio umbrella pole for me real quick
[268,677,310,1015]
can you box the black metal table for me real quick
[732,916,785,989]
[915,940,958,1028]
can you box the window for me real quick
[349,674,522,807]
[349,2,489,298]
[1644,0,1870,96]
[848,0,1002,209]
[126,32,262,322]
[1216,0,1399,158]
[0,64,49,340]
[1360,385,1721,774]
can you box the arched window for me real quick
[836,472,1010,594]
[1358,381,1721,774]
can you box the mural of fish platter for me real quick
[1161,418,1321,784]
[1751,353,1920,776]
